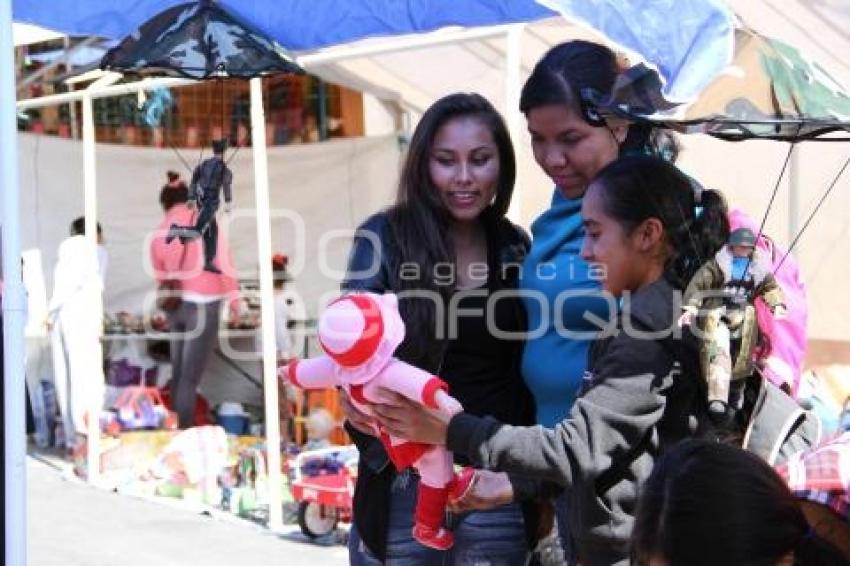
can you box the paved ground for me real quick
[26,456,349,566]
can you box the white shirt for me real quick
[48,235,103,322]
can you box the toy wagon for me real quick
[289,445,358,538]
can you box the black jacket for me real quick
[342,210,536,560]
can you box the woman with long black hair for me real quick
[342,92,537,565]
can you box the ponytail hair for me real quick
[590,155,729,289]
[520,40,680,161]
[631,440,848,566]
[668,187,729,289]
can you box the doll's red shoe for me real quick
[412,523,454,550]
[448,467,476,503]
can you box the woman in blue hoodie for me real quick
[515,41,678,560]
[519,40,676,431]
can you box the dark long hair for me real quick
[520,40,679,160]
[632,440,848,566]
[590,155,729,289]
[387,92,516,367]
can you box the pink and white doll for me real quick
[280,292,471,550]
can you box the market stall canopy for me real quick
[528,0,850,141]
[14,1,850,140]
[11,0,557,50]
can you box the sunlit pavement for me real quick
[26,455,349,566]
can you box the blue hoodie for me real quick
[520,190,611,427]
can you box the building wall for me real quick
[19,71,367,150]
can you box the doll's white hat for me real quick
[318,292,405,385]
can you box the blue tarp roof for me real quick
[12,0,557,51]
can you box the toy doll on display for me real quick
[681,228,787,418]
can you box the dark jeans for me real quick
[348,470,529,566]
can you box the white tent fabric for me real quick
[12,22,62,47]
[17,132,401,318]
[303,1,850,116]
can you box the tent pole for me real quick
[504,24,524,224]
[82,94,98,248]
[63,36,79,140]
[2,1,28,564]
[81,90,103,485]
[250,76,283,531]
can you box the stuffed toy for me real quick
[280,292,471,550]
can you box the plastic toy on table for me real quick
[101,386,178,436]
[220,446,269,515]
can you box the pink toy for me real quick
[281,292,471,550]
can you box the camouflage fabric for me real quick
[585,28,850,141]
[101,0,304,79]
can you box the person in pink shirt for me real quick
[150,186,239,428]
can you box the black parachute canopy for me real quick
[584,29,850,142]
[100,0,304,79]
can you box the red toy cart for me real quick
[289,445,358,538]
